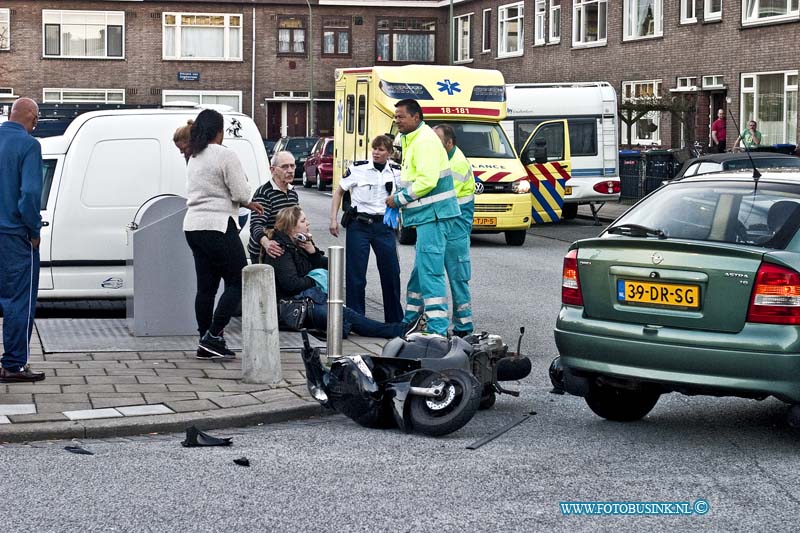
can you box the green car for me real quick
[551,170,800,424]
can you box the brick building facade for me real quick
[0,0,798,148]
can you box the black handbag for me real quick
[278,297,314,331]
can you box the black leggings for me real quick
[185,218,247,337]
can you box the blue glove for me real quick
[307,268,329,294]
[383,207,399,229]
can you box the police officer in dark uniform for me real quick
[329,135,403,323]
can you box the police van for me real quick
[35,107,269,299]
[333,65,572,246]
[503,82,620,220]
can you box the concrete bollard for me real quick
[327,246,345,360]
[241,264,282,384]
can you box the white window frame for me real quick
[454,13,472,63]
[623,0,663,41]
[681,0,697,23]
[42,10,125,59]
[742,0,799,26]
[0,9,10,51]
[702,75,725,89]
[549,0,561,43]
[498,2,524,58]
[43,88,125,104]
[674,76,698,91]
[162,12,243,61]
[572,0,607,48]
[534,0,546,45]
[704,0,722,21]
[162,90,243,112]
[621,79,662,145]
[481,8,492,52]
[740,70,798,145]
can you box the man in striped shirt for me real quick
[247,150,300,263]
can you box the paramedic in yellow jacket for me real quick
[434,124,475,337]
[386,99,460,337]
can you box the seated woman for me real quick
[265,206,413,338]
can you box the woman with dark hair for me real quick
[266,206,419,339]
[183,109,264,359]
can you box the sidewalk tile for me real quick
[136,375,189,384]
[139,352,189,360]
[115,384,168,393]
[196,391,238,399]
[61,384,116,394]
[117,404,174,416]
[174,362,222,369]
[40,377,88,385]
[203,369,243,380]
[163,399,218,413]
[77,362,130,369]
[143,392,197,403]
[154,369,206,378]
[0,416,9,424]
[0,404,36,416]
[106,369,157,376]
[4,384,62,394]
[166,383,221,392]
[8,412,69,423]
[187,377,235,386]
[91,396,146,409]
[38,402,91,413]
[126,361,176,369]
[34,362,79,369]
[86,375,138,385]
[45,354,93,361]
[89,352,142,361]
[64,408,123,420]
[252,389,298,404]
[209,394,262,409]
[56,368,107,377]
[0,394,33,404]
[218,383,272,393]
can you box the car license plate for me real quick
[473,217,497,226]
[564,186,573,196]
[617,280,700,309]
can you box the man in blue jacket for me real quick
[0,98,46,382]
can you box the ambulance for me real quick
[332,65,571,246]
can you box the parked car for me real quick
[263,139,277,159]
[303,137,334,191]
[673,151,800,180]
[273,136,318,182]
[551,170,800,426]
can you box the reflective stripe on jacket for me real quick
[449,146,475,205]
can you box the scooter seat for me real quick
[381,335,472,371]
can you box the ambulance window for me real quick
[41,159,57,210]
[346,95,355,133]
[357,95,366,135]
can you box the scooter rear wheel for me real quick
[408,369,481,437]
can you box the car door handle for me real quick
[42,221,50,227]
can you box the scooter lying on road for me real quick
[300,328,532,437]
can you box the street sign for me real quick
[177,72,200,82]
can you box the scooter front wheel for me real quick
[408,369,481,437]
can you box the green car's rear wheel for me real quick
[585,383,659,422]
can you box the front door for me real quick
[287,102,308,136]
[267,103,282,140]
[316,101,334,137]
[519,120,572,224]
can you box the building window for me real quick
[705,0,722,21]
[163,13,241,61]
[43,10,124,59]
[702,75,724,89]
[278,16,306,55]
[681,0,697,22]
[550,1,561,42]
[743,0,798,25]
[623,0,663,41]
[498,2,524,57]
[322,17,350,56]
[676,76,698,90]
[482,9,492,52]
[163,90,242,112]
[741,71,798,145]
[376,18,436,63]
[43,88,124,104]
[0,9,9,51]
[535,1,546,45]
[621,80,662,145]
[454,14,472,62]
[573,0,607,46]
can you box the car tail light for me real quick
[562,249,583,306]
[593,180,621,194]
[747,263,800,324]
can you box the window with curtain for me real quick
[278,16,306,55]
[454,14,471,62]
[743,0,799,24]
[163,13,241,60]
[741,71,798,145]
[43,10,124,58]
[498,2,524,57]
[623,0,662,40]
[535,0,546,45]
[550,1,561,42]
[573,0,607,46]
[376,18,436,63]
[681,0,697,22]
[322,17,350,56]
[43,88,124,104]
[705,0,722,20]
[621,80,662,145]
[162,91,242,112]
[0,9,9,50]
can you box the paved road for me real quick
[4,189,799,531]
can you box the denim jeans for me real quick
[0,233,39,372]
[297,286,404,339]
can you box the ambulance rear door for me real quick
[519,119,572,223]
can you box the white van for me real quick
[503,82,620,219]
[36,108,269,299]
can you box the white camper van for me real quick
[503,82,620,219]
[36,108,269,299]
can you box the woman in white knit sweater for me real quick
[183,109,263,359]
